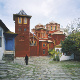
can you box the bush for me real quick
[48,49,61,61]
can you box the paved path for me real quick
[0,57,80,80]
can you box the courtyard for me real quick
[0,56,80,80]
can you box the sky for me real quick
[0,0,80,32]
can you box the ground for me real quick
[0,56,80,80]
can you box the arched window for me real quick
[43,44,45,47]
[24,17,27,24]
[51,26,52,30]
[34,41,37,46]
[18,17,22,24]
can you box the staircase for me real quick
[2,51,14,61]
[0,60,7,79]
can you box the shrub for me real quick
[48,49,62,61]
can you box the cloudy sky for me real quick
[0,0,80,32]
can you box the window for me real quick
[58,27,60,30]
[24,28,26,31]
[54,40,55,45]
[30,41,33,46]
[56,49,59,52]
[51,26,52,30]
[24,17,27,24]
[43,44,45,47]
[0,29,2,47]
[43,49,45,54]
[19,28,21,31]
[34,41,37,46]
[0,29,2,36]
[30,41,37,46]
[0,37,2,47]
[55,26,57,30]
[43,33,45,37]
[18,17,22,24]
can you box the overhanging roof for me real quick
[0,20,9,32]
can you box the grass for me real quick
[62,64,80,68]
[49,60,80,76]
[61,61,80,69]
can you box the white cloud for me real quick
[0,0,80,32]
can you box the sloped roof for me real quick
[13,10,32,20]
[18,9,27,15]
[0,19,9,32]
[0,19,18,36]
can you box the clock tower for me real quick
[13,10,32,57]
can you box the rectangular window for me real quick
[19,28,21,31]
[44,33,45,37]
[43,49,45,54]
[24,17,27,24]
[55,26,57,30]
[51,26,52,30]
[0,37,2,47]
[24,28,26,31]
[0,29,2,36]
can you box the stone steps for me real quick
[0,60,9,79]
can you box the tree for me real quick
[65,18,80,34]
[61,32,80,60]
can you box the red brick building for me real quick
[31,22,65,56]
[13,10,32,57]
[13,10,65,57]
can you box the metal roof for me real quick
[18,10,27,15]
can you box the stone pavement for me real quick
[0,56,80,80]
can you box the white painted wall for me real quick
[55,47,74,61]
[0,27,5,60]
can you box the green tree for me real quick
[61,32,80,60]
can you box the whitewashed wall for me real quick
[0,27,5,60]
[55,47,74,61]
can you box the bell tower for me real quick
[13,10,32,57]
